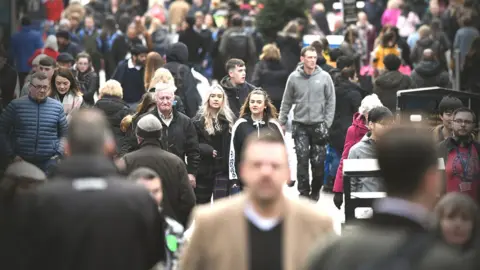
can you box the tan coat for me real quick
[168,0,190,28]
[179,194,334,270]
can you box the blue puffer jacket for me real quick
[0,96,68,161]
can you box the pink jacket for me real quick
[333,112,369,193]
[381,8,401,27]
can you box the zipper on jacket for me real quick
[34,103,40,155]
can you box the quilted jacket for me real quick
[0,96,68,160]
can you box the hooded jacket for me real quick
[348,133,384,192]
[279,64,336,127]
[220,76,255,117]
[411,60,452,88]
[329,78,362,152]
[410,37,446,67]
[163,42,202,118]
[374,70,415,112]
[333,112,369,193]
[251,59,289,102]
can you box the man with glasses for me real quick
[0,72,67,174]
[433,96,464,143]
[439,108,480,204]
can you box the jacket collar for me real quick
[52,156,120,179]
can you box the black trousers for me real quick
[292,122,328,196]
[194,172,229,204]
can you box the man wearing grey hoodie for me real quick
[279,46,336,200]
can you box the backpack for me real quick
[80,29,101,56]
[224,31,250,61]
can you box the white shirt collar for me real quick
[244,202,281,231]
[373,197,432,228]
[127,58,142,70]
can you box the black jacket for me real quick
[317,56,333,73]
[329,77,362,152]
[21,156,165,270]
[276,34,302,74]
[0,65,17,107]
[461,54,480,93]
[178,28,208,65]
[411,60,452,88]
[411,37,447,69]
[73,68,99,105]
[193,114,232,178]
[94,95,132,155]
[220,76,255,117]
[163,42,202,118]
[374,70,415,112]
[149,109,200,176]
[251,59,289,102]
[123,140,196,227]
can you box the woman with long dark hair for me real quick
[228,88,293,192]
[461,36,480,93]
[192,85,236,203]
[72,52,99,105]
[50,68,84,122]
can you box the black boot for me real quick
[310,190,320,202]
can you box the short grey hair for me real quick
[137,114,162,133]
[359,94,383,116]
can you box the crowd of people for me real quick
[1,0,480,269]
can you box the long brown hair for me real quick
[50,68,82,97]
[120,93,157,132]
[144,52,165,90]
[239,88,278,121]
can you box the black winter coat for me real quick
[276,34,302,74]
[192,114,232,178]
[374,70,415,112]
[220,76,255,117]
[94,95,132,155]
[122,140,196,227]
[251,59,289,103]
[21,156,165,270]
[73,68,99,105]
[461,54,480,93]
[411,60,452,88]
[329,78,362,152]
[148,109,200,176]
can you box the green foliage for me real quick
[255,0,308,42]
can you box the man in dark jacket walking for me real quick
[17,109,165,270]
[163,42,202,118]
[149,82,200,196]
[112,45,148,109]
[0,72,67,173]
[220,58,255,116]
[118,114,196,227]
[411,49,452,88]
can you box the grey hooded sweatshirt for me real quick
[278,64,336,127]
[347,133,385,192]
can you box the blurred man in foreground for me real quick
[180,128,333,270]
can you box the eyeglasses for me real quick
[30,83,49,90]
[453,119,475,125]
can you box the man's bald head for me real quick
[422,49,435,61]
[67,109,114,156]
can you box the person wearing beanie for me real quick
[56,52,75,69]
[28,35,60,67]
[111,44,149,109]
[56,29,82,58]
[373,53,415,112]
[117,114,196,227]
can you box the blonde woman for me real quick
[148,67,186,114]
[192,84,236,203]
[251,43,289,110]
[94,80,132,157]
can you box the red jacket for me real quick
[28,48,60,67]
[333,112,369,193]
[45,0,64,22]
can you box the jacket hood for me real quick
[375,71,412,89]
[166,42,189,64]
[296,63,322,78]
[416,37,434,47]
[352,112,368,131]
[414,60,443,77]
[220,76,236,91]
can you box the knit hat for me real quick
[136,114,163,139]
[44,35,59,51]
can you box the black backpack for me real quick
[224,31,249,61]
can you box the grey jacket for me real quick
[347,134,384,192]
[278,64,336,127]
